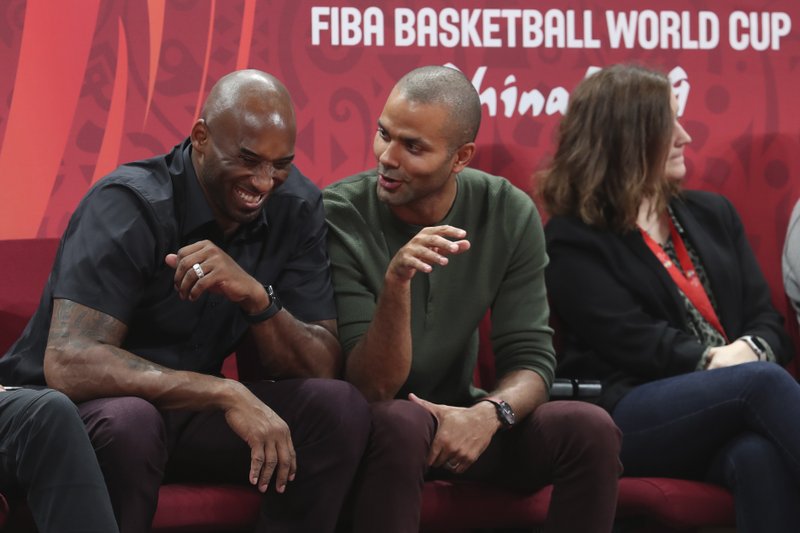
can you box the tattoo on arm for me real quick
[50,299,126,344]
[49,299,171,373]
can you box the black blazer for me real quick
[545,190,794,412]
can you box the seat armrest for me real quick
[549,378,602,400]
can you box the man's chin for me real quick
[376,187,402,206]
[229,207,263,226]
[240,211,262,223]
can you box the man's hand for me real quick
[165,240,267,313]
[223,382,297,493]
[409,393,500,474]
[387,226,470,284]
[706,340,759,370]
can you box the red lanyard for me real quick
[639,218,728,341]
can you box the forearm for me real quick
[45,298,244,409]
[249,312,343,379]
[345,278,413,402]
[485,369,549,420]
[44,340,243,409]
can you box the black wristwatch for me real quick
[477,398,516,429]
[242,285,282,324]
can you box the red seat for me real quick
[152,484,260,532]
[617,477,734,529]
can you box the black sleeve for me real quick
[53,184,160,324]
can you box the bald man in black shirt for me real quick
[0,70,370,533]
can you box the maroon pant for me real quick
[78,378,371,533]
[347,399,622,533]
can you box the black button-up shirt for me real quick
[1,139,336,384]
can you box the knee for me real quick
[529,401,622,462]
[26,389,80,422]
[296,379,372,455]
[19,389,84,445]
[718,433,783,485]
[734,361,798,405]
[744,361,795,388]
[368,400,435,467]
[80,396,166,463]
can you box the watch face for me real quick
[480,398,515,428]
[496,400,515,427]
[500,401,516,426]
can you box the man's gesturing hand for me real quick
[224,383,297,493]
[387,225,470,284]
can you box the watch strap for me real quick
[740,335,766,360]
[243,285,282,324]
[477,397,515,429]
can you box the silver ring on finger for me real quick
[192,262,205,279]
[445,460,460,471]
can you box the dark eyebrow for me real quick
[376,120,430,149]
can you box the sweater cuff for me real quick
[696,346,713,370]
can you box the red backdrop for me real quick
[0,0,798,305]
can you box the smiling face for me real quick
[664,92,692,182]
[373,88,473,225]
[191,79,296,236]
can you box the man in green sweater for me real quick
[323,65,622,533]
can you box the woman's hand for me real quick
[706,340,759,370]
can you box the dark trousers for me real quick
[78,378,371,533]
[612,361,800,533]
[0,388,118,533]
[347,399,622,533]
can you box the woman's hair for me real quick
[537,64,677,232]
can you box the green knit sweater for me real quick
[323,168,555,407]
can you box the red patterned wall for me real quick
[0,0,799,304]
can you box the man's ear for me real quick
[451,142,476,174]
[190,119,209,154]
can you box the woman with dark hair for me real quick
[539,64,800,532]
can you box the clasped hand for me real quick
[706,339,760,370]
[410,393,499,474]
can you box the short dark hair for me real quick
[396,65,482,150]
[538,64,675,232]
